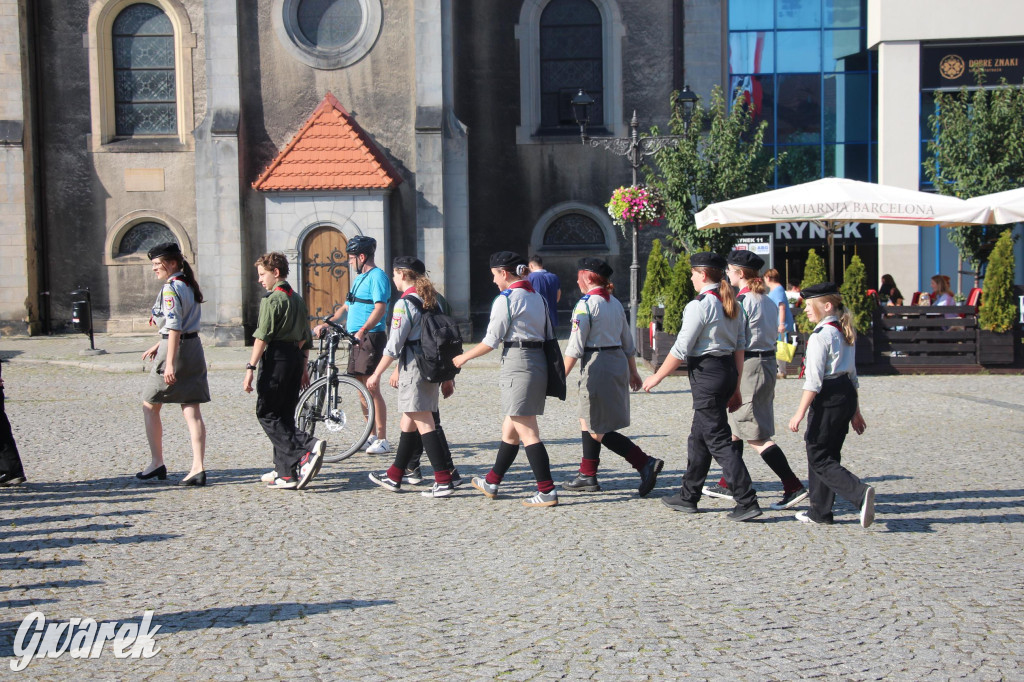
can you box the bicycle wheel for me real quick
[295,375,375,462]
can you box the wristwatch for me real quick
[245,363,257,371]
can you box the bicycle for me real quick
[294,318,376,462]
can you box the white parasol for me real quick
[964,187,1024,225]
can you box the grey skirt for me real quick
[142,336,211,405]
[500,347,546,416]
[577,349,630,434]
[727,354,777,441]
[397,351,439,413]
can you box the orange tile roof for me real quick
[253,92,403,191]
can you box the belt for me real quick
[162,331,198,339]
[503,340,543,349]
[745,350,774,357]
[584,345,621,352]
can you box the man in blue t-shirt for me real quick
[764,268,795,379]
[527,255,561,330]
[313,235,392,454]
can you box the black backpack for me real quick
[402,296,463,383]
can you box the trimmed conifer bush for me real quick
[663,252,695,335]
[796,249,827,334]
[840,255,875,333]
[637,239,671,329]
[978,230,1017,333]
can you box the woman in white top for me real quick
[367,257,455,498]
[561,258,663,497]
[453,251,558,507]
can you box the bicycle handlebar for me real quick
[316,317,360,345]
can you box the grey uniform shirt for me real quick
[802,315,859,393]
[565,292,635,359]
[482,286,548,348]
[669,284,747,360]
[384,293,423,359]
[738,290,778,353]
[151,273,201,334]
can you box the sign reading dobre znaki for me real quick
[921,42,1024,90]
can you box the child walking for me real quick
[788,282,874,527]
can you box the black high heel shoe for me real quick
[179,471,206,487]
[136,465,167,481]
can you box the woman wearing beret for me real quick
[562,258,664,496]
[641,252,762,521]
[701,250,807,510]
[453,251,559,507]
[138,242,210,486]
[788,282,874,527]
[367,257,458,498]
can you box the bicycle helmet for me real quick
[346,235,376,257]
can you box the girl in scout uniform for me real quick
[366,257,457,498]
[453,251,558,508]
[641,252,762,522]
[702,249,808,510]
[561,258,664,497]
[788,282,874,528]
[138,242,210,486]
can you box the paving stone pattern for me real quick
[1,336,1022,679]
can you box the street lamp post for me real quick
[572,86,699,352]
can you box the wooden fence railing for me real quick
[874,305,979,367]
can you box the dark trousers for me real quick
[0,387,24,477]
[256,343,315,478]
[805,375,868,523]
[680,355,756,507]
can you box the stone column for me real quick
[195,0,244,345]
[415,0,470,320]
[0,0,35,335]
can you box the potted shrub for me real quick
[795,249,827,335]
[978,230,1017,365]
[840,255,876,365]
[638,239,671,361]
[653,251,695,371]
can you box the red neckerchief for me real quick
[586,287,610,302]
[737,286,750,296]
[274,282,293,297]
[402,286,417,296]
[824,320,841,331]
[702,289,722,301]
[508,280,535,293]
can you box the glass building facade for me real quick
[728,0,878,286]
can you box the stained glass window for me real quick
[297,0,363,49]
[113,4,176,136]
[539,0,603,131]
[118,222,176,256]
[543,214,606,247]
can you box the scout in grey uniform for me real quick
[453,251,559,508]
[561,258,664,496]
[787,282,874,528]
[703,249,808,510]
[642,252,762,521]
[366,256,457,498]
[138,242,210,486]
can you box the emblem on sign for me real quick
[939,54,965,80]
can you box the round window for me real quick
[275,0,381,70]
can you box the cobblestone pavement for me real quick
[1,335,1023,679]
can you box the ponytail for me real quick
[398,268,437,310]
[515,263,529,278]
[695,266,738,320]
[818,294,856,345]
[737,267,767,295]
[180,260,204,304]
[583,272,615,294]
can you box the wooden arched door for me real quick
[302,227,349,322]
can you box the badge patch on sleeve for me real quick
[571,317,580,332]
[164,295,176,311]
[391,313,403,329]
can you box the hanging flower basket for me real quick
[606,185,664,236]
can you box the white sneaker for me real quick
[860,486,875,528]
[260,470,277,483]
[363,436,378,452]
[366,438,391,455]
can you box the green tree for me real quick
[647,85,779,254]
[796,249,827,334]
[978,230,1017,333]
[839,255,874,334]
[662,252,695,335]
[923,72,1024,270]
[637,239,671,329]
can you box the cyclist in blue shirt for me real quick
[313,235,393,454]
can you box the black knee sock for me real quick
[387,431,419,481]
[436,424,456,471]
[406,431,424,471]
[421,430,452,485]
[759,444,802,492]
[580,431,601,476]
[524,442,554,493]
[602,431,648,470]
[488,441,520,482]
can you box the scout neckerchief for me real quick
[585,287,610,302]
[507,279,535,293]
[274,281,293,297]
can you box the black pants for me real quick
[256,342,315,478]
[805,375,868,523]
[680,355,756,507]
[0,386,24,477]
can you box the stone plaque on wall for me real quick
[124,169,165,192]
